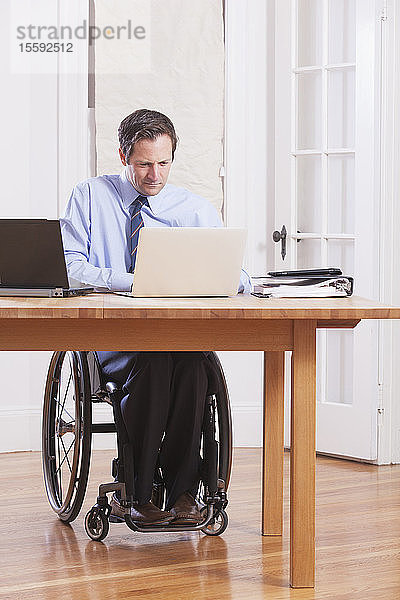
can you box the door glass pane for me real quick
[327,240,354,275]
[297,155,322,232]
[297,239,321,269]
[327,68,355,148]
[297,72,322,149]
[297,0,323,67]
[328,0,356,64]
[327,154,355,233]
[325,330,354,405]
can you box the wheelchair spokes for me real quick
[56,434,74,477]
[58,370,72,416]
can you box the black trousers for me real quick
[96,351,218,508]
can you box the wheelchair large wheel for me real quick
[42,351,92,523]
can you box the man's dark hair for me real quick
[118,109,178,161]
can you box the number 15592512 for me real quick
[19,42,73,52]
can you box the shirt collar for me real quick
[118,169,165,215]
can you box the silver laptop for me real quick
[129,227,247,297]
[0,219,93,297]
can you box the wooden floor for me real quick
[0,449,400,599]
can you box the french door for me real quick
[275,0,383,459]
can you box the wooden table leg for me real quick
[262,351,285,535]
[290,320,317,588]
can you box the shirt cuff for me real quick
[238,269,252,294]
[110,271,135,292]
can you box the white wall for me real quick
[95,0,225,211]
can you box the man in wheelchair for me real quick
[60,109,250,526]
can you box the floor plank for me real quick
[0,449,399,599]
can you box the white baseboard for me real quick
[0,404,263,452]
[0,407,42,453]
[231,405,263,447]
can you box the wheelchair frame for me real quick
[42,351,232,540]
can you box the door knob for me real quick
[272,225,287,260]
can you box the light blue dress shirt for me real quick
[61,169,251,293]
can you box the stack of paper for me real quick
[251,276,354,298]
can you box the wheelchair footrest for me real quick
[109,514,125,524]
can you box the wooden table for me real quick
[1,293,399,588]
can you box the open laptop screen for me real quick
[131,227,247,297]
[0,219,69,288]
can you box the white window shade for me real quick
[94,0,224,212]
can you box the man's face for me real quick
[120,134,173,196]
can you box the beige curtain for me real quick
[95,0,225,211]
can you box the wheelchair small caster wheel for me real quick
[85,508,109,541]
[201,509,228,536]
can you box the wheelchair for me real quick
[42,351,232,542]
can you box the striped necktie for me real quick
[129,195,147,273]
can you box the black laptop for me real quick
[0,219,94,297]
